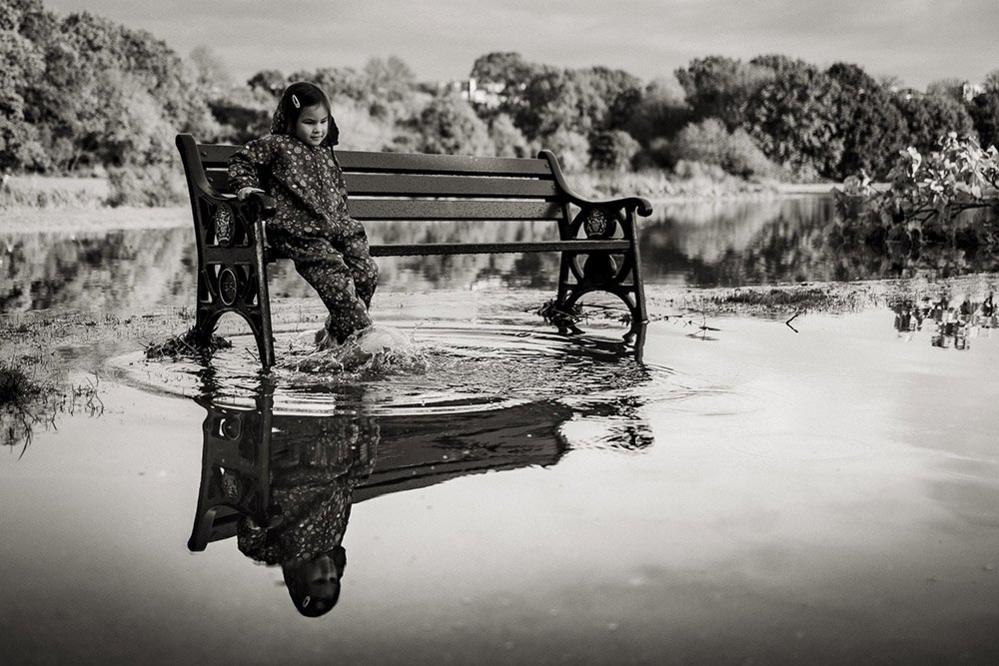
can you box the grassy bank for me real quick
[0,206,189,234]
[1,174,109,208]
[568,168,780,202]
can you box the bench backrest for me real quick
[194,143,567,224]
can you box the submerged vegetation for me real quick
[834,134,999,262]
[0,310,191,449]
[144,327,233,360]
[0,358,102,453]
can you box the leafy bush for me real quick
[589,130,640,172]
[670,119,776,178]
[834,133,999,245]
[488,113,531,157]
[418,94,494,156]
[570,165,775,200]
[544,128,589,173]
[672,159,728,181]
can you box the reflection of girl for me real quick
[228,81,378,347]
[237,416,378,617]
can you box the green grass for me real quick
[0,309,192,451]
[0,361,43,406]
[1,175,110,208]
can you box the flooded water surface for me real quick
[2,197,999,663]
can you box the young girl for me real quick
[229,81,378,348]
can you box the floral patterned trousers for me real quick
[269,219,378,344]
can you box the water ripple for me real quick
[110,322,693,417]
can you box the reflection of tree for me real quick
[2,223,563,314]
[269,219,562,292]
[1,228,191,312]
[11,201,998,310]
[641,198,831,285]
[891,292,997,350]
[641,198,999,286]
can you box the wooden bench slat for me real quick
[198,145,239,164]
[344,173,559,198]
[196,144,553,177]
[348,199,562,220]
[205,168,228,191]
[369,240,631,256]
[337,151,552,176]
[202,169,558,200]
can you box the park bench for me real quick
[176,133,651,369]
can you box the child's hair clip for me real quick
[291,94,300,109]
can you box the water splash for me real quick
[277,325,428,377]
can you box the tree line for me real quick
[3,0,999,203]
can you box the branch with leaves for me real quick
[835,133,999,232]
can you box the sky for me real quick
[45,0,999,89]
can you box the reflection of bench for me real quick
[175,134,651,369]
[188,399,572,551]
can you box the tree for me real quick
[363,56,416,103]
[614,76,689,147]
[588,130,640,171]
[744,57,844,178]
[967,89,999,150]
[247,69,287,97]
[674,55,774,129]
[296,66,369,104]
[894,92,975,154]
[470,51,537,89]
[516,67,580,139]
[581,66,642,129]
[488,113,530,157]
[983,68,999,94]
[925,77,966,102]
[418,93,493,156]
[669,119,774,178]
[543,128,589,173]
[0,29,46,170]
[827,62,908,179]
[834,133,999,245]
[190,45,233,94]
[0,0,45,32]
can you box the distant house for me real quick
[962,81,984,101]
[438,78,508,108]
[467,79,507,108]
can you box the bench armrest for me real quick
[537,149,654,217]
[176,133,276,218]
[235,191,277,219]
[193,189,276,223]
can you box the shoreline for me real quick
[0,206,190,234]
[0,187,838,233]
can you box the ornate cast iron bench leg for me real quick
[555,204,648,361]
[192,201,276,370]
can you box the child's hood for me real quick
[269,95,339,145]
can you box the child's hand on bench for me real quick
[237,187,265,201]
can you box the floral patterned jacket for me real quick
[237,416,379,565]
[227,101,351,235]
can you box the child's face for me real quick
[304,553,340,600]
[294,103,329,147]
